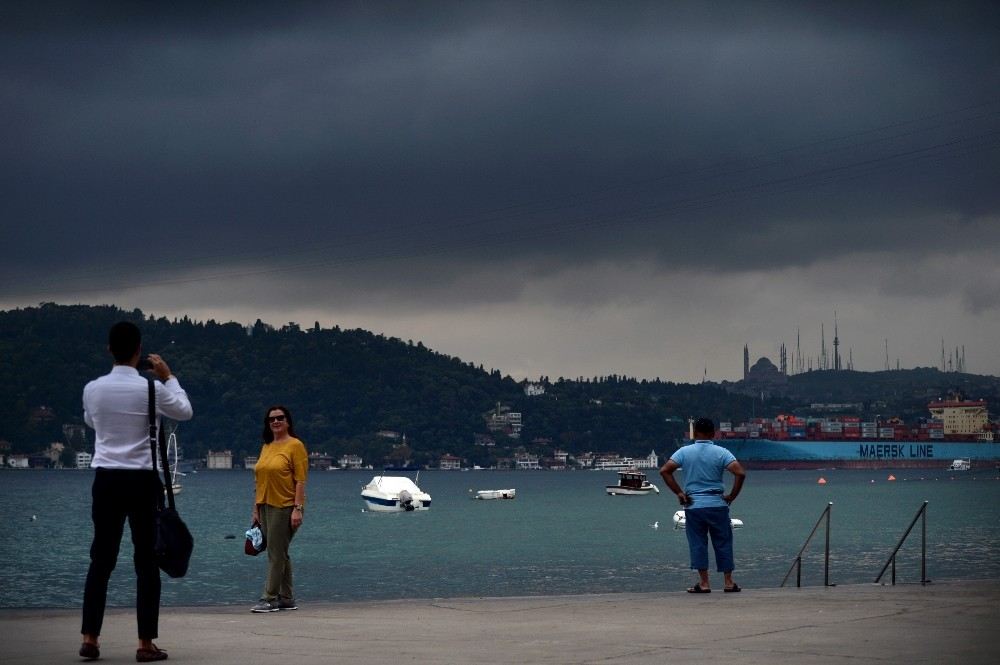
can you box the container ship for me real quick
[710,399,999,470]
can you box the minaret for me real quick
[743,344,749,380]
[833,312,841,371]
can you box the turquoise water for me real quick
[2,468,999,608]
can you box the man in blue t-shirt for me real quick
[660,417,746,593]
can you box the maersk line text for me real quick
[858,444,934,459]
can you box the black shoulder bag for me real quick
[148,378,194,578]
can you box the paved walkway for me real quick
[2,581,997,664]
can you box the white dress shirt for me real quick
[83,365,194,470]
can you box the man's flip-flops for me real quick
[724,584,742,592]
[687,585,711,593]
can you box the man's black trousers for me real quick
[81,468,162,640]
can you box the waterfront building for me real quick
[75,451,93,469]
[515,452,541,469]
[244,455,258,470]
[592,450,658,471]
[338,454,363,469]
[308,452,333,470]
[206,450,233,469]
[439,454,462,470]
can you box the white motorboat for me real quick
[947,458,971,471]
[606,470,660,495]
[672,510,744,529]
[473,488,516,500]
[361,475,432,512]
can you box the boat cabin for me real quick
[616,470,650,489]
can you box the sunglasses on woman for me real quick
[268,415,286,423]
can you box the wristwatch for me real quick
[293,504,304,513]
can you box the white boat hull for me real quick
[362,496,431,512]
[606,485,659,495]
[361,476,432,512]
[474,489,516,500]
[673,510,744,529]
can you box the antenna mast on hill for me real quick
[795,327,802,375]
[833,312,841,371]
[820,323,828,370]
[884,339,889,371]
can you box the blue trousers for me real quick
[684,506,735,572]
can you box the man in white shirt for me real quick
[79,322,193,663]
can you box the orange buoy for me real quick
[887,474,896,481]
[817,477,827,484]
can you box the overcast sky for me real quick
[2,1,998,382]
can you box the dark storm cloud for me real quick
[2,1,999,306]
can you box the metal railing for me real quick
[781,502,833,588]
[875,501,930,585]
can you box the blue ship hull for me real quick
[716,438,1000,469]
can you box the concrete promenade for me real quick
[2,581,997,664]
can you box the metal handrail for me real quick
[780,502,833,588]
[875,501,930,585]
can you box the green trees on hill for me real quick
[2,304,997,466]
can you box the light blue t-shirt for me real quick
[670,440,737,509]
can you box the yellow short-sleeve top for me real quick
[254,436,308,508]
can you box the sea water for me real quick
[1,468,998,608]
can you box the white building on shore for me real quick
[338,454,364,469]
[207,450,234,469]
[593,450,658,471]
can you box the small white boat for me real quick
[673,510,744,530]
[473,488,516,500]
[361,475,432,512]
[947,458,971,471]
[606,470,660,495]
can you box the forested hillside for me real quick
[1,304,996,466]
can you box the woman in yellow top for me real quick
[250,406,308,613]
